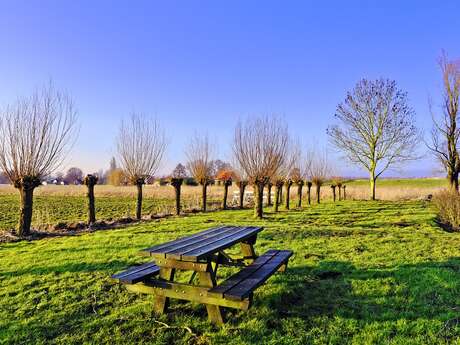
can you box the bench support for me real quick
[125,280,250,310]
[199,267,224,325]
[240,235,257,262]
[154,267,175,314]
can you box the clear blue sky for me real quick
[0,1,459,177]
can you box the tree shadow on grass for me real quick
[0,259,138,278]
[236,258,460,343]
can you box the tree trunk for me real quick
[87,183,96,224]
[338,184,342,201]
[316,184,321,204]
[238,182,246,209]
[171,178,183,216]
[285,182,292,210]
[370,170,377,200]
[273,183,282,212]
[222,182,230,210]
[202,183,208,212]
[343,185,346,200]
[307,182,312,205]
[278,187,283,204]
[18,186,35,236]
[254,182,264,218]
[84,174,98,225]
[267,184,272,206]
[448,170,459,192]
[297,183,303,208]
[331,185,336,202]
[136,183,143,220]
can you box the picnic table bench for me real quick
[112,225,293,324]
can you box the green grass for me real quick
[1,200,460,344]
[0,195,219,231]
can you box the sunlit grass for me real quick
[1,200,459,344]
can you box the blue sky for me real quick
[0,1,459,177]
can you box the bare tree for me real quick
[186,133,215,212]
[427,52,460,191]
[308,150,330,204]
[233,115,289,218]
[0,84,78,236]
[328,78,420,200]
[116,113,166,220]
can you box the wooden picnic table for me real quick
[112,225,292,324]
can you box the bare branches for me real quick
[0,83,78,185]
[308,149,330,186]
[233,115,289,184]
[116,113,166,184]
[327,78,421,199]
[427,51,460,190]
[185,133,215,185]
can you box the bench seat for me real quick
[208,249,293,301]
[112,261,160,284]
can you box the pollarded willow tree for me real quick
[327,78,421,200]
[308,149,330,204]
[116,113,166,220]
[427,52,460,191]
[0,84,78,236]
[186,133,215,212]
[233,115,289,218]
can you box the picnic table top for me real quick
[140,225,263,262]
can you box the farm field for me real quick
[1,200,460,344]
[0,178,448,232]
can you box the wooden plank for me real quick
[207,251,277,297]
[125,280,251,310]
[140,226,231,257]
[164,226,245,260]
[181,227,264,262]
[224,250,293,300]
[111,262,160,284]
[154,258,210,272]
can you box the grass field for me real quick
[1,200,460,344]
[0,178,448,232]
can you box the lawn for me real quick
[1,200,459,344]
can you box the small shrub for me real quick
[433,189,460,231]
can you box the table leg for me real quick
[240,235,258,262]
[154,267,175,314]
[198,268,224,325]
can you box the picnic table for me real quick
[112,225,293,324]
